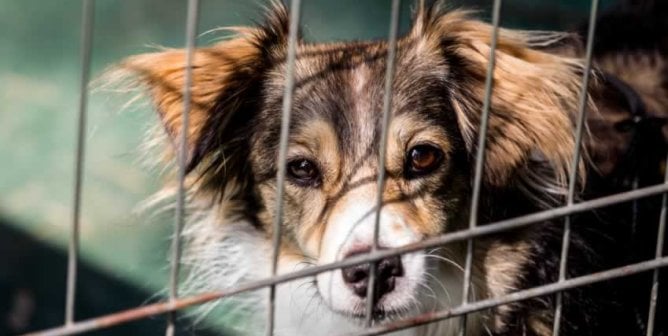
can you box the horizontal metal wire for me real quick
[349,255,668,336]
[21,181,668,336]
[23,255,668,336]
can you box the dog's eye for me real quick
[406,144,443,177]
[287,159,321,186]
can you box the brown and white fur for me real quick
[111,1,668,335]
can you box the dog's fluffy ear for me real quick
[113,3,290,171]
[119,37,261,158]
[414,8,587,189]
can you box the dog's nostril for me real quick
[378,255,404,278]
[342,264,370,292]
[341,254,404,300]
[344,265,369,283]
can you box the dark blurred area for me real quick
[0,217,218,336]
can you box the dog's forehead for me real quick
[261,39,451,157]
[288,39,445,95]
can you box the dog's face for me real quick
[252,39,471,317]
[118,4,586,323]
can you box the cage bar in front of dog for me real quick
[21,0,667,336]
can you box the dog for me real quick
[112,0,668,335]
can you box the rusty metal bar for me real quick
[267,1,301,335]
[165,1,200,335]
[459,0,502,334]
[65,0,95,325]
[349,256,668,336]
[25,255,668,336]
[365,0,402,327]
[552,0,599,334]
[23,182,668,336]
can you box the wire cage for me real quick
[16,0,667,335]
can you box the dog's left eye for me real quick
[287,159,321,186]
[406,144,444,177]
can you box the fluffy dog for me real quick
[114,1,667,335]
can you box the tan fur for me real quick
[475,238,532,331]
[415,10,588,188]
[387,114,456,234]
[287,120,342,255]
[118,31,262,157]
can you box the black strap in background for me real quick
[601,72,649,131]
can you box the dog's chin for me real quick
[318,289,417,324]
[348,307,407,323]
[329,303,406,324]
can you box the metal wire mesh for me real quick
[23,182,668,336]
[19,0,666,336]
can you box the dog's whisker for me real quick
[416,281,441,312]
[424,253,466,274]
[423,271,453,306]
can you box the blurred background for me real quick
[0,0,614,335]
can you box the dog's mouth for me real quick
[346,306,405,322]
[323,293,406,323]
[312,276,387,321]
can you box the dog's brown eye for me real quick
[287,159,321,186]
[406,144,443,177]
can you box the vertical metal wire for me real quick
[646,157,668,336]
[65,0,95,325]
[458,1,502,334]
[363,0,402,327]
[551,1,599,335]
[165,1,200,335]
[266,1,301,335]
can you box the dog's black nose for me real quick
[341,254,404,299]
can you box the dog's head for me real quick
[118,3,586,321]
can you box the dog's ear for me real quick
[119,38,260,161]
[414,8,587,189]
[114,3,290,172]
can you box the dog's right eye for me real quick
[405,144,444,178]
[287,159,321,187]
